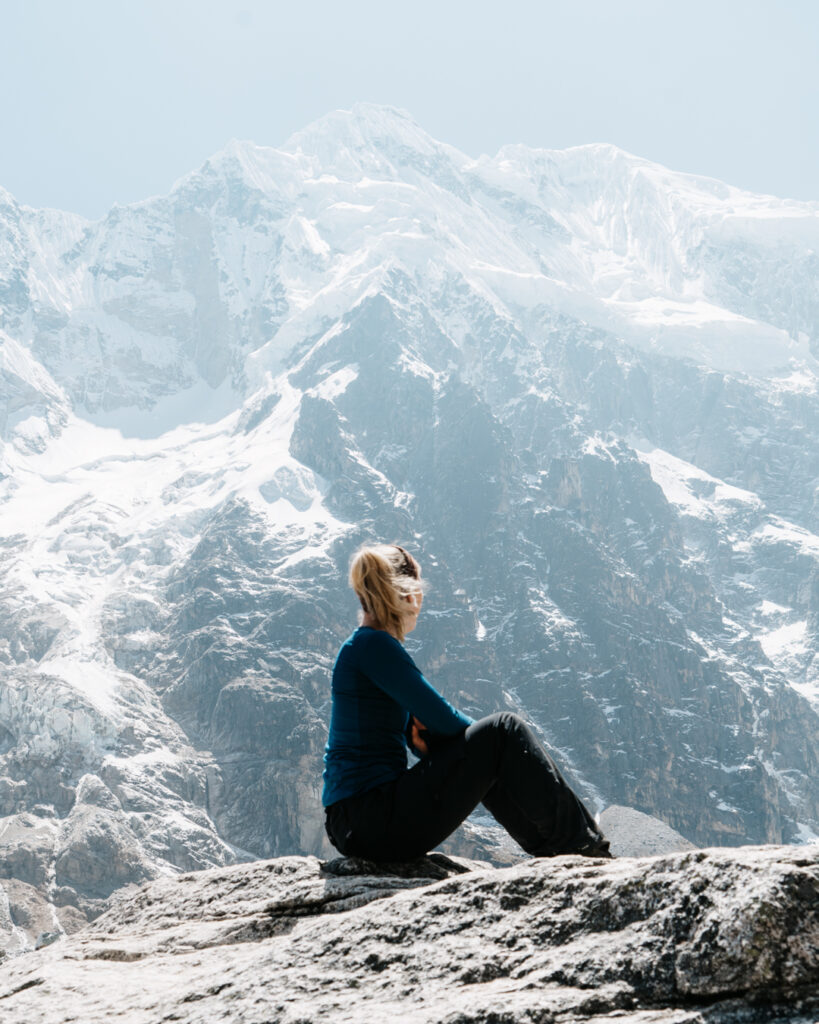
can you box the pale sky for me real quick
[2,0,817,219]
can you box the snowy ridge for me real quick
[2,101,815,424]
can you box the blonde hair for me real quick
[349,543,425,642]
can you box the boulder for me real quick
[599,803,697,856]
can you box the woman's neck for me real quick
[360,613,397,637]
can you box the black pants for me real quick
[325,712,610,862]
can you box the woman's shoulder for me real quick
[350,625,398,647]
[334,627,401,680]
[345,626,406,659]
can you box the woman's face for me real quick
[402,587,423,634]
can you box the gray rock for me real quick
[73,774,122,812]
[53,802,154,903]
[0,844,816,1023]
[0,878,87,958]
[599,804,697,857]
[0,813,58,888]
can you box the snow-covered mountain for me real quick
[1,103,818,944]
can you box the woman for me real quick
[322,542,611,862]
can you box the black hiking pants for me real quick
[324,712,610,862]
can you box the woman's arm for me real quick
[361,630,474,735]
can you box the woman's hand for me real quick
[410,716,430,756]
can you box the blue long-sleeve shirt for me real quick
[321,626,474,807]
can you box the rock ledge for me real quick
[0,844,817,1023]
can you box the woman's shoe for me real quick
[576,839,613,859]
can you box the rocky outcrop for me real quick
[598,804,697,856]
[0,878,85,956]
[0,844,816,1023]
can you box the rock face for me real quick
[1,104,819,929]
[0,844,817,1023]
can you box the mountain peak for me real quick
[173,136,302,201]
[0,183,18,209]
[281,102,467,174]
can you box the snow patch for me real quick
[759,620,807,660]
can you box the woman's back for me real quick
[322,627,411,807]
[322,625,471,808]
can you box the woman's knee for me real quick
[471,711,526,736]
[497,711,526,732]
[465,711,527,764]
